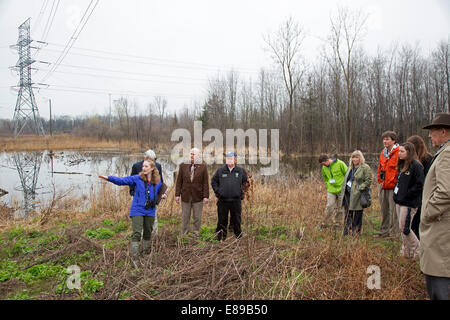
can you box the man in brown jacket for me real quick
[175,148,209,237]
[420,112,450,300]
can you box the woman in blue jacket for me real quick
[99,160,162,257]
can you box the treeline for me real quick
[1,10,449,154]
[199,39,449,154]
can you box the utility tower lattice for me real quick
[12,152,43,218]
[11,18,45,137]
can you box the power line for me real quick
[40,0,60,42]
[37,68,207,85]
[40,0,99,83]
[32,0,49,32]
[39,84,203,99]
[36,46,262,75]
[45,63,209,81]
[44,41,262,72]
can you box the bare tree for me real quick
[265,17,306,154]
[154,96,168,125]
[328,6,368,151]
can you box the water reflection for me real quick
[0,151,378,218]
[12,152,44,218]
[0,151,179,218]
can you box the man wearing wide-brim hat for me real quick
[419,112,450,300]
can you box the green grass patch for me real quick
[102,219,114,226]
[113,220,128,233]
[18,263,66,285]
[0,259,21,282]
[158,217,180,227]
[86,227,115,239]
[7,226,26,240]
[199,225,218,243]
[27,230,44,239]
[254,225,290,241]
[63,250,99,265]
[4,239,36,257]
[55,270,104,299]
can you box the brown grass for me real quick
[0,175,427,300]
[0,134,169,153]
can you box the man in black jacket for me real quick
[211,152,248,241]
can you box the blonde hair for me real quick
[349,150,365,168]
[139,160,160,185]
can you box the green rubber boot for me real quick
[130,241,140,257]
[142,240,151,255]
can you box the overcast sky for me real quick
[0,0,449,119]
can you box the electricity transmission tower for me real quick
[10,18,45,137]
[12,152,43,217]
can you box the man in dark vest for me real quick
[211,152,248,241]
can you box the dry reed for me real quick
[0,174,427,300]
[0,134,169,153]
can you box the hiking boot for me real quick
[130,241,141,268]
[142,240,151,255]
[130,241,140,256]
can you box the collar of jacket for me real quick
[383,143,399,159]
[438,139,450,150]
[223,164,237,172]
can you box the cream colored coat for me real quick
[419,140,450,277]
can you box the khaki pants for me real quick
[181,198,204,235]
[325,192,344,226]
[379,188,399,236]
[396,205,419,259]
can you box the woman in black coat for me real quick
[406,135,433,239]
[393,142,424,259]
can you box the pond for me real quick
[0,150,379,218]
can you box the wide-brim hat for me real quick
[423,112,450,129]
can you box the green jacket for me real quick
[321,159,348,194]
[339,163,372,211]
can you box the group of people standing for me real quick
[98,113,449,300]
[99,149,249,254]
[319,112,450,300]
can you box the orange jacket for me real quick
[377,145,399,190]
